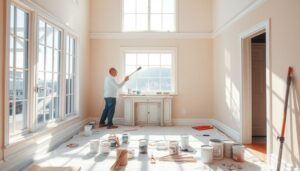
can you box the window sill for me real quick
[120,93,177,97]
[7,115,80,147]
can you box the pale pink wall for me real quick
[0,0,5,161]
[89,0,212,33]
[212,0,256,30]
[32,0,90,117]
[213,0,300,167]
[89,39,213,120]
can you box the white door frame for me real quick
[240,19,271,162]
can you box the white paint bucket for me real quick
[209,139,224,160]
[200,145,213,163]
[180,135,189,150]
[84,125,92,136]
[169,140,180,155]
[223,140,235,158]
[127,149,135,159]
[90,140,99,153]
[232,144,245,162]
[100,140,110,154]
[139,139,148,154]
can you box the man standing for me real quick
[99,67,129,129]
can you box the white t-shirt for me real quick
[103,75,126,98]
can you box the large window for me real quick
[9,5,29,135]
[122,48,176,93]
[65,35,76,116]
[123,0,176,32]
[36,19,62,124]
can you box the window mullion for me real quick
[12,6,17,135]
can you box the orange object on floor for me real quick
[245,144,266,162]
[192,125,214,131]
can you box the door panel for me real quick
[136,102,148,124]
[148,103,160,125]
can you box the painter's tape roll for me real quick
[209,139,224,160]
[232,144,245,162]
[200,145,213,163]
[223,140,235,158]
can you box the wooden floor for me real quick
[245,139,266,162]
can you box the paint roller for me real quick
[128,66,142,77]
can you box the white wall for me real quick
[213,0,300,168]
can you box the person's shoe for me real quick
[107,125,118,129]
[99,123,107,128]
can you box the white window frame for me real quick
[4,0,79,145]
[121,0,178,32]
[120,47,178,94]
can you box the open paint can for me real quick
[180,135,189,150]
[122,133,129,144]
[139,139,148,154]
[100,140,110,154]
[209,139,224,160]
[232,144,245,162]
[169,140,180,155]
[223,140,235,158]
[200,145,213,163]
[90,140,99,153]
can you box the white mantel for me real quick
[122,95,173,126]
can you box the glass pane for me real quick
[149,78,160,91]
[137,78,148,91]
[46,47,53,72]
[161,66,171,77]
[10,36,14,67]
[66,75,70,94]
[46,25,54,47]
[45,98,52,121]
[136,14,148,31]
[37,98,44,123]
[54,50,60,72]
[70,38,74,56]
[70,76,74,94]
[53,97,59,118]
[15,70,28,100]
[161,78,171,91]
[136,65,149,77]
[125,66,137,75]
[65,95,70,114]
[46,73,53,97]
[10,6,15,34]
[137,0,148,13]
[162,14,175,31]
[137,54,148,65]
[15,100,27,130]
[69,56,73,74]
[71,95,75,113]
[145,66,161,77]
[39,20,46,44]
[150,14,162,31]
[54,29,61,50]
[124,79,136,90]
[16,38,28,68]
[124,14,136,31]
[16,8,28,39]
[163,0,175,13]
[66,55,70,74]
[9,69,14,100]
[124,0,136,13]
[161,53,172,65]
[38,45,45,71]
[66,36,70,54]
[126,53,137,65]
[151,0,162,13]
[149,53,161,65]
[53,73,59,96]
[9,101,14,133]
[37,72,45,97]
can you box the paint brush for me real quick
[128,66,142,77]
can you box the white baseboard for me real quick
[212,119,241,142]
[269,153,300,171]
[172,118,212,126]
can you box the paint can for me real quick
[88,121,96,129]
[100,140,110,154]
[122,133,129,144]
[156,141,168,150]
[127,149,135,159]
[169,140,180,155]
[200,145,213,163]
[139,139,148,154]
[223,140,235,158]
[108,135,118,147]
[232,144,245,162]
[84,125,92,136]
[90,140,100,153]
[209,139,224,160]
[180,135,189,150]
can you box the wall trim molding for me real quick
[212,119,241,142]
[172,118,212,126]
[89,32,212,39]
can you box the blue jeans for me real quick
[100,98,116,126]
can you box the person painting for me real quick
[99,67,129,129]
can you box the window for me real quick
[9,5,29,135]
[123,0,176,32]
[65,35,76,116]
[122,48,176,94]
[36,19,62,124]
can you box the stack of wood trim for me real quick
[159,154,196,163]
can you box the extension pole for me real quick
[276,66,293,171]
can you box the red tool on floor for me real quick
[276,67,293,171]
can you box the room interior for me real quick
[0,0,299,170]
